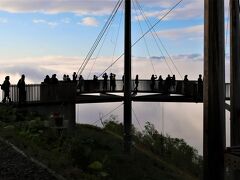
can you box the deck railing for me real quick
[0,80,230,103]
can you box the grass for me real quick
[0,107,200,180]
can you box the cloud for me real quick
[0,0,204,21]
[0,53,205,83]
[0,18,8,24]
[32,19,58,27]
[0,56,81,83]
[78,17,99,27]
[156,25,203,40]
[133,0,203,21]
[0,0,119,15]
[1,66,57,83]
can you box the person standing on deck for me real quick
[51,74,59,84]
[112,73,116,91]
[183,75,189,96]
[197,74,203,98]
[17,74,26,103]
[72,72,77,82]
[1,76,11,103]
[102,73,108,91]
[165,75,171,93]
[122,74,125,91]
[158,75,163,91]
[150,74,157,91]
[77,75,84,93]
[171,75,176,92]
[110,73,113,91]
[134,75,139,92]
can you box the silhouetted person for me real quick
[44,75,50,84]
[198,74,203,98]
[63,74,67,81]
[1,76,11,103]
[183,75,189,95]
[102,73,108,91]
[66,75,71,82]
[158,75,163,91]
[122,74,124,91]
[110,73,116,91]
[77,75,84,93]
[93,75,99,90]
[165,74,171,93]
[171,75,176,92]
[17,74,26,103]
[93,75,98,81]
[134,75,139,91]
[150,74,157,91]
[72,72,77,82]
[51,74,58,84]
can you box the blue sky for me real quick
[0,0,205,77]
[0,0,231,154]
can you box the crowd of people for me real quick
[0,72,203,104]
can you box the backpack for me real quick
[1,82,5,90]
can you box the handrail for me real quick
[0,81,230,103]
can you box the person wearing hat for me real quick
[1,76,11,103]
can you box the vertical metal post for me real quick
[230,0,240,147]
[230,0,240,178]
[124,0,132,153]
[204,0,225,179]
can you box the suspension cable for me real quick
[132,0,156,75]
[98,0,183,77]
[133,0,174,76]
[87,16,115,79]
[89,4,123,79]
[79,0,122,76]
[135,0,183,79]
[78,0,122,75]
[132,108,143,131]
[110,5,124,73]
[90,103,123,125]
[161,103,165,135]
[77,0,123,76]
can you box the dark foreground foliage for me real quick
[103,116,203,178]
[0,106,202,180]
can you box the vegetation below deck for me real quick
[0,106,202,180]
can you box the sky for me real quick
[0,0,232,154]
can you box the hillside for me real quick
[0,106,202,180]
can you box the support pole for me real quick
[230,0,240,178]
[230,0,240,146]
[124,0,132,153]
[204,0,225,179]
